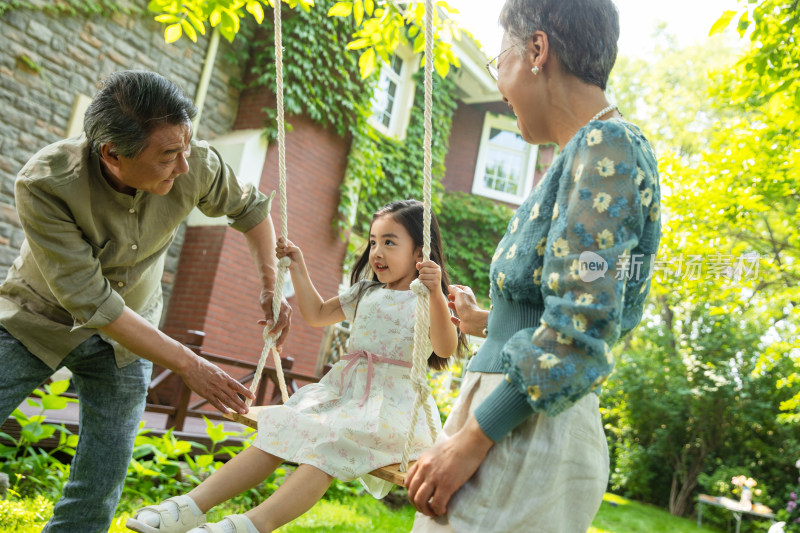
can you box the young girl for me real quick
[127,200,466,533]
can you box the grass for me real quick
[1,492,725,533]
[590,493,723,533]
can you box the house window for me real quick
[372,54,403,129]
[472,113,539,205]
[369,50,417,139]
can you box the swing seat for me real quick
[225,406,412,486]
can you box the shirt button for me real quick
[131,244,138,250]
[128,208,135,214]
[118,281,124,287]
[490,304,494,310]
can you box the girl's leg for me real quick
[188,446,284,512]
[245,464,333,532]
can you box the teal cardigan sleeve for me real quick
[475,121,659,439]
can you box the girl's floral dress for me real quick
[253,281,438,498]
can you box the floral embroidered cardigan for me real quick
[469,119,662,442]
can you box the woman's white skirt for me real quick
[411,371,609,533]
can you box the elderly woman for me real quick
[406,0,661,531]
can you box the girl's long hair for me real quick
[350,200,468,370]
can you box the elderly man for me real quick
[0,70,290,532]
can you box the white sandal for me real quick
[188,514,256,533]
[126,496,206,533]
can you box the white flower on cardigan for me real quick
[593,192,612,213]
[510,217,519,234]
[529,203,540,220]
[596,229,614,249]
[552,203,559,220]
[641,188,653,207]
[556,332,573,345]
[636,167,646,185]
[587,128,603,146]
[552,238,569,257]
[538,353,561,369]
[506,244,517,259]
[573,313,588,332]
[576,293,595,306]
[596,157,616,177]
[532,266,542,285]
[574,164,584,183]
[650,203,660,221]
[535,237,547,256]
[569,260,581,279]
[492,247,504,263]
[547,272,559,291]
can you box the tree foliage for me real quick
[147,0,464,78]
[604,3,800,520]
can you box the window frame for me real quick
[471,113,539,205]
[368,47,418,140]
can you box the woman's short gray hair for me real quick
[499,0,619,90]
[84,70,197,158]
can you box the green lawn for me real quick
[590,493,722,533]
[2,492,723,533]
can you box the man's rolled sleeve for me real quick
[74,290,125,330]
[194,143,273,233]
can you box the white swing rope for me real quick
[248,0,290,407]
[400,0,438,473]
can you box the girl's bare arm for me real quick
[277,238,345,327]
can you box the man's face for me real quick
[103,122,193,196]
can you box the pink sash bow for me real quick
[338,350,413,406]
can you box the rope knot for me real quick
[410,279,430,297]
[278,256,291,269]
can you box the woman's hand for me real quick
[417,260,442,292]
[405,415,494,516]
[447,285,489,337]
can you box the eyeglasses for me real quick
[485,47,514,81]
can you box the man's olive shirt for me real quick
[0,135,272,369]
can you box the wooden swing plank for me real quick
[224,406,411,486]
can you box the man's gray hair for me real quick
[83,70,197,158]
[499,0,619,90]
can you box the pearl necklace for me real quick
[591,104,617,122]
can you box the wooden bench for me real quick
[225,406,412,486]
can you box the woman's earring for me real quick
[531,66,540,75]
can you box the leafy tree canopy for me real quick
[147,0,465,78]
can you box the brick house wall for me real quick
[162,84,352,376]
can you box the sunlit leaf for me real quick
[709,10,738,36]
[165,22,182,43]
[359,47,376,78]
[327,1,352,17]
[181,19,198,41]
[246,1,265,24]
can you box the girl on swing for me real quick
[127,199,466,533]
